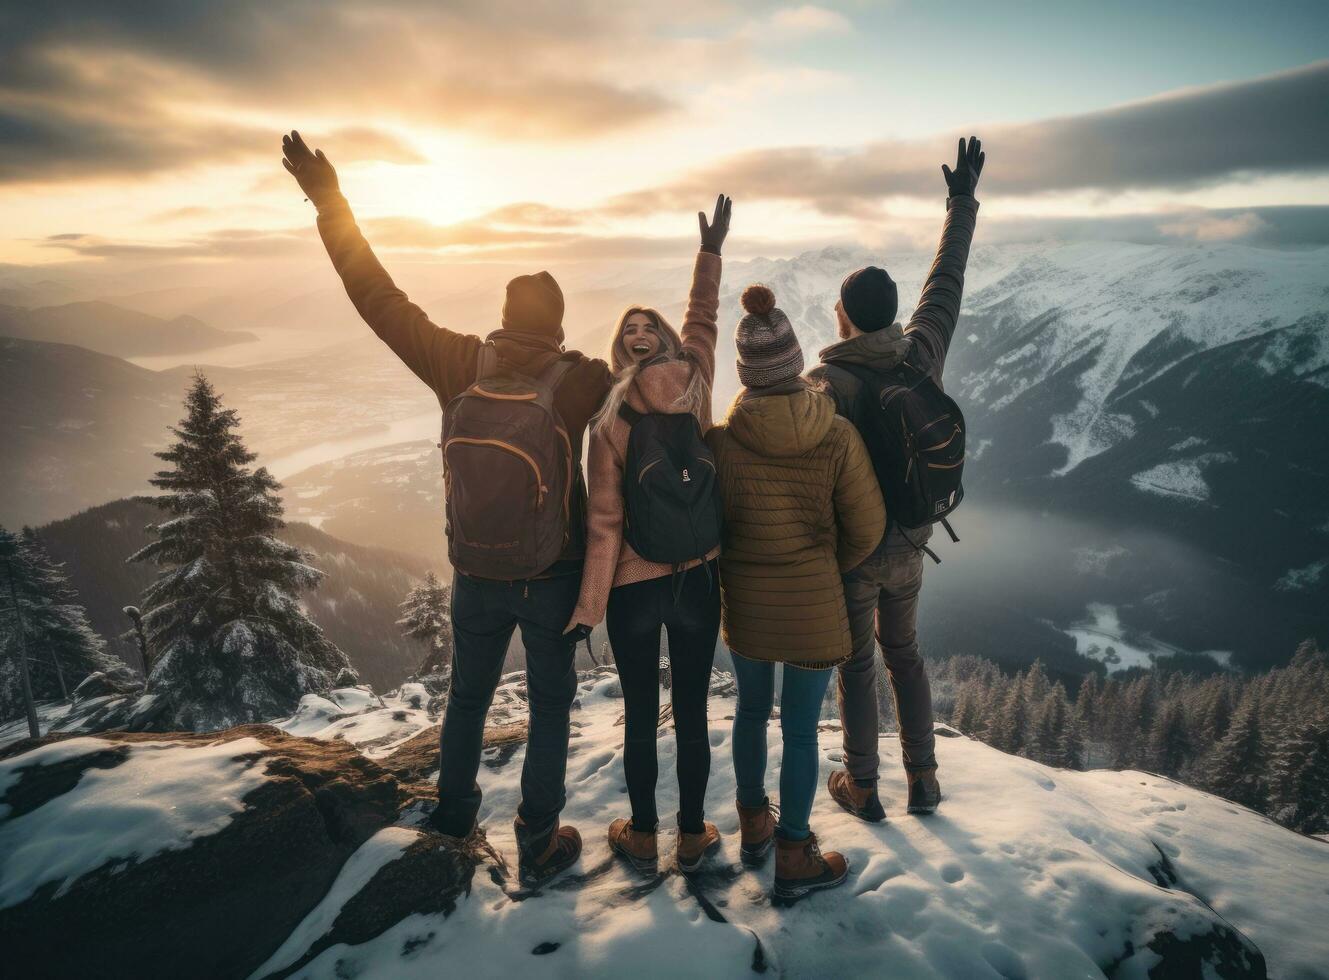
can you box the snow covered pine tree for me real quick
[129,373,354,730]
[398,571,453,680]
[0,524,125,724]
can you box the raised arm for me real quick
[680,195,730,389]
[905,136,984,379]
[282,131,477,403]
[832,420,887,572]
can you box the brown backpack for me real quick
[441,345,576,579]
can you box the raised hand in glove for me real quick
[281,130,341,209]
[698,194,733,255]
[941,136,984,199]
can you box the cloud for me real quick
[0,0,685,183]
[1155,210,1270,243]
[605,60,1329,215]
[766,6,853,36]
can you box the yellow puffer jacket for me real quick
[706,386,886,668]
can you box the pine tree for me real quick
[1269,723,1329,835]
[991,675,1029,756]
[129,374,354,731]
[1200,691,1268,811]
[1058,707,1085,770]
[951,680,986,737]
[1,525,124,723]
[398,571,453,678]
[1147,700,1192,777]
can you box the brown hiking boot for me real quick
[827,770,886,823]
[772,831,848,907]
[677,821,721,874]
[514,816,582,887]
[608,818,659,877]
[907,767,942,814]
[736,798,777,866]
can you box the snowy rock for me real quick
[0,726,401,979]
[71,668,142,704]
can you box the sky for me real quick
[2,0,1328,269]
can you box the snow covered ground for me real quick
[249,674,1325,979]
[1064,603,1231,673]
[0,736,270,909]
[4,673,1324,977]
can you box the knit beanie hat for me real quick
[735,284,804,388]
[840,266,898,333]
[502,271,565,340]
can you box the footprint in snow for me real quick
[576,750,615,780]
[938,862,965,884]
[981,942,1029,980]
[1032,774,1056,791]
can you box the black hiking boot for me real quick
[906,767,942,815]
[827,770,886,823]
[515,816,582,887]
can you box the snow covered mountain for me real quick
[4,670,1326,978]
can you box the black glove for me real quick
[281,130,342,210]
[566,623,593,644]
[698,194,732,255]
[941,136,984,198]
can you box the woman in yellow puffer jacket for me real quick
[706,283,885,907]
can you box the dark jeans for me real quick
[433,570,580,838]
[606,561,720,834]
[730,655,833,841]
[837,549,936,778]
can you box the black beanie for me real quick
[502,271,565,339]
[840,266,898,333]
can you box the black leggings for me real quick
[606,560,720,834]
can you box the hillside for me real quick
[34,499,445,691]
[4,672,1327,978]
[0,337,184,525]
[0,300,256,358]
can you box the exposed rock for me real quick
[380,720,529,784]
[1,726,401,980]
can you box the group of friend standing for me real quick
[282,131,984,906]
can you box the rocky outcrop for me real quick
[1,726,402,980]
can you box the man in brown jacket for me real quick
[808,136,984,821]
[282,132,612,885]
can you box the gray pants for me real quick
[837,549,936,779]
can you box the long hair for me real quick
[593,306,711,435]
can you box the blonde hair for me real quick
[593,306,711,435]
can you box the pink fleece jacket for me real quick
[568,250,722,627]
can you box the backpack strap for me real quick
[474,343,500,382]
[617,403,645,426]
[538,357,578,390]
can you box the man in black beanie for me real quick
[808,136,984,824]
[283,131,611,885]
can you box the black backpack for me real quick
[440,345,576,580]
[618,404,723,569]
[834,361,965,560]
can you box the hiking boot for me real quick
[514,816,582,887]
[907,767,942,815]
[608,818,659,877]
[827,770,886,823]
[772,831,848,907]
[736,797,777,866]
[677,821,721,874]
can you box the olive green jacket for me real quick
[707,386,886,668]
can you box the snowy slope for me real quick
[242,674,1327,980]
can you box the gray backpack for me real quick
[441,345,575,579]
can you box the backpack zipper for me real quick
[444,437,548,507]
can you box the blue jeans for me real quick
[730,654,833,841]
